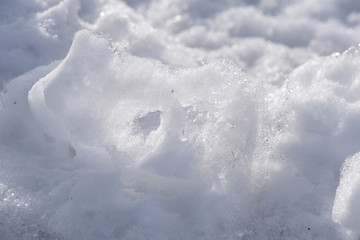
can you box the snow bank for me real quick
[2,0,360,239]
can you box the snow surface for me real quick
[1,0,360,239]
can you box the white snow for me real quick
[1,0,360,239]
[333,152,360,232]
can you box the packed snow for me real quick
[1,0,360,239]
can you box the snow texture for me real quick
[1,0,360,239]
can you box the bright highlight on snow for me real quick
[1,0,360,239]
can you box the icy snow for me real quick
[1,0,360,239]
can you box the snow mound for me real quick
[2,0,360,239]
[10,30,256,239]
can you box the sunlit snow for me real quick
[1,0,360,239]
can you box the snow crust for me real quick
[2,0,360,239]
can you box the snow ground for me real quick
[1,0,360,239]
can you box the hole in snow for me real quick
[133,110,161,136]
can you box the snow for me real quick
[333,152,360,232]
[1,0,360,239]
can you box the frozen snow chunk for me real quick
[28,29,256,172]
[332,152,360,231]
